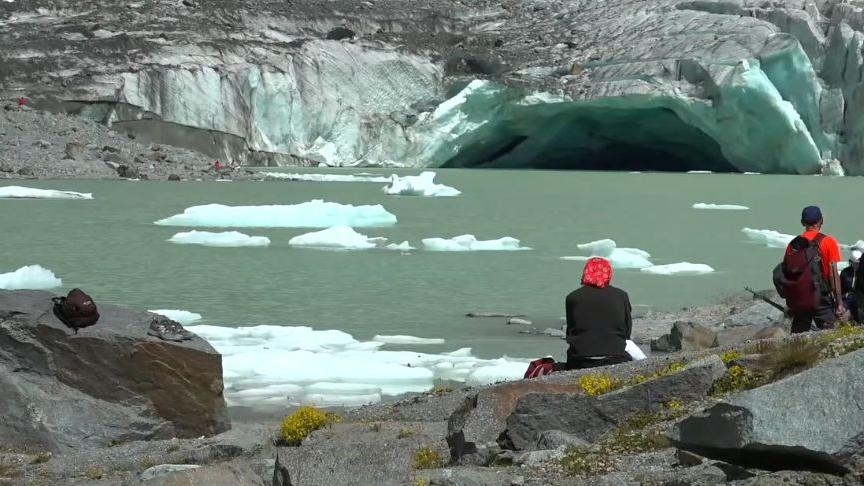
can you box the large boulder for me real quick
[0,290,229,453]
[713,325,788,348]
[671,348,864,474]
[503,356,726,450]
[722,301,786,329]
[670,321,717,351]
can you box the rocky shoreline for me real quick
[1,288,862,485]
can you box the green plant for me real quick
[166,443,180,453]
[579,373,621,396]
[558,446,618,476]
[761,340,822,380]
[664,398,683,411]
[710,364,762,396]
[602,427,671,455]
[369,422,382,433]
[628,361,686,386]
[0,459,23,478]
[279,406,340,446]
[84,466,105,480]
[398,426,415,439]
[431,385,454,395]
[412,446,443,469]
[137,457,157,469]
[29,452,51,465]
[413,477,429,486]
[719,349,742,363]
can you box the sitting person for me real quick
[840,248,864,323]
[565,257,633,369]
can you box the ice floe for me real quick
[372,335,446,345]
[154,200,397,228]
[741,228,795,248]
[640,263,715,276]
[422,235,531,251]
[385,241,416,251]
[383,171,461,197]
[289,226,386,250]
[0,265,62,290]
[692,203,749,210]
[148,309,203,325]
[168,230,270,248]
[261,172,389,183]
[561,239,652,269]
[0,186,93,200]
[187,324,528,408]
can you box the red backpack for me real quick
[52,288,100,333]
[524,357,556,379]
[781,234,827,313]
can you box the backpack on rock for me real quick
[52,288,100,333]
[781,234,828,313]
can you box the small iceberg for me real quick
[640,263,715,276]
[261,172,389,183]
[0,265,62,290]
[372,335,446,345]
[154,200,397,228]
[422,235,531,251]
[289,226,386,250]
[742,228,794,248]
[383,171,461,197]
[561,239,652,269]
[385,241,416,251]
[0,186,93,200]
[148,309,203,325]
[692,203,749,210]
[686,170,714,174]
[168,231,270,248]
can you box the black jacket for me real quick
[565,285,632,359]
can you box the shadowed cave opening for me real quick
[442,106,737,172]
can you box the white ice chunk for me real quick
[561,239,652,269]
[625,340,647,361]
[372,335,446,345]
[692,203,750,210]
[385,241,415,251]
[742,228,795,248]
[383,171,461,197]
[640,263,715,276]
[167,230,270,248]
[148,309,203,325]
[0,186,92,200]
[261,172,389,182]
[422,235,531,251]
[465,359,527,386]
[686,170,714,174]
[0,265,62,290]
[289,226,384,250]
[154,200,397,228]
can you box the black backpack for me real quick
[52,288,99,333]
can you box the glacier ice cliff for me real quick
[3,0,864,174]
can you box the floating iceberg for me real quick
[692,203,750,210]
[422,235,530,251]
[186,324,527,408]
[742,228,795,248]
[167,230,270,248]
[261,172,389,183]
[289,226,386,250]
[686,171,714,174]
[385,241,416,251]
[148,309,203,325]
[0,265,62,290]
[0,186,93,200]
[154,200,397,228]
[372,335,446,345]
[561,239,652,269]
[640,263,715,276]
[383,171,461,197]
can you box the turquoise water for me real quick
[1,170,861,361]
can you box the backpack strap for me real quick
[812,233,827,246]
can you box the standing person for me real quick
[840,247,863,323]
[564,257,633,369]
[781,206,845,333]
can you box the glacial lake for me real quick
[2,169,861,365]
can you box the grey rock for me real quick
[504,356,726,450]
[168,174,182,181]
[650,334,676,352]
[140,464,201,481]
[728,470,861,485]
[722,301,786,329]
[533,430,588,450]
[422,467,526,486]
[714,325,788,348]
[676,448,705,466]
[64,142,86,160]
[136,462,263,485]
[0,290,229,453]
[671,348,864,474]
[670,321,717,351]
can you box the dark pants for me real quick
[790,304,837,333]
[566,354,631,370]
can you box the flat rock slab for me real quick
[0,290,229,453]
[135,462,263,485]
[504,356,726,450]
[672,348,864,474]
[274,422,447,486]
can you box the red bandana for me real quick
[581,257,613,288]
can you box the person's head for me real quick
[801,206,823,229]
[851,248,862,268]
[581,257,613,288]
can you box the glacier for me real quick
[154,200,397,228]
[0,186,93,200]
[0,265,62,290]
[167,230,271,248]
[186,324,527,408]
